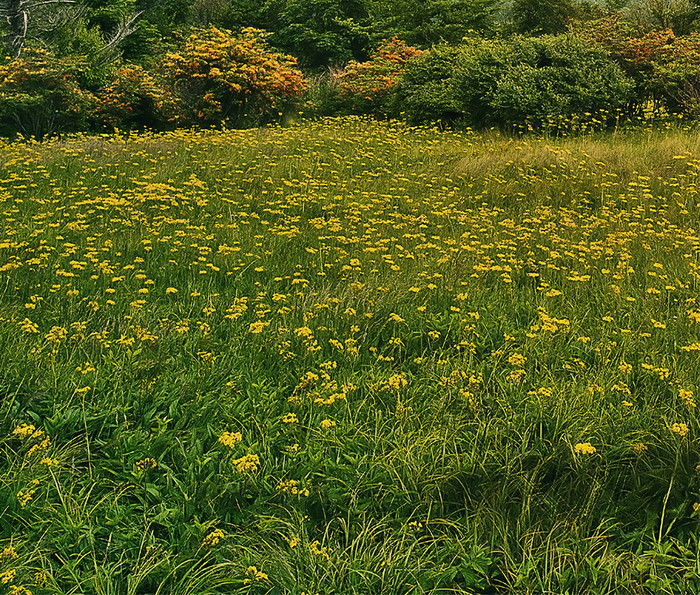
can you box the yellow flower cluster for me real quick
[679,389,696,408]
[17,479,40,507]
[11,424,37,440]
[0,546,18,562]
[232,454,260,473]
[385,373,408,391]
[670,423,689,437]
[574,442,597,455]
[135,458,157,471]
[218,431,242,448]
[243,565,268,584]
[202,528,225,547]
[277,479,310,496]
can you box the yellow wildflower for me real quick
[232,454,260,473]
[218,431,242,448]
[0,545,18,561]
[135,458,157,471]
[11,424,37,439]
[671,423,689,437]
[574,442,597,455]
[202,528,225,547]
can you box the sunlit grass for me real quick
[0,116,699,594]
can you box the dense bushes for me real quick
[328,35,634,130]
[0,49,97,138]
[578,18,700,117]
[394,35,634,128]
[95,65,182,130]
[7,21,700,137]
[0,27,308,137]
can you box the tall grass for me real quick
[0,116,699,594]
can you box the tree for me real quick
[1,0,143,62]
[629,0,698,35]
[262,0,372,69]
[366,0,500,46]
[1,0,78,56]
[510,0,582,35]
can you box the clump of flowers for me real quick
[17,479,40,507]
[320,419,336,430]
[244,566,268,584]
[385,373,408,391]
[574,442,597,455]
[233,454,260,473]
[202,528,225,547]
[135,458,157,471]
[11,424,51,457]
[11,424,38,440]
[679,389,696,408]
[508,353,527,366]
[277,479,309,496]
[671,422,689,437]
[0,545,18,561]
[218,431,243,448]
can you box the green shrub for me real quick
[395,35,634,130]
[391,45,465,123]
[480,35,634,128]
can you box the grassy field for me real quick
[1,116,700,594]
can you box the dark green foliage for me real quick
[510,0,582,35]
[365,0,501,45]
[395,35,634,129]
[0,48,96,137]
[263,0,372,69]
[391,45,464,123]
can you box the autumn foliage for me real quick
[336,38,426,115]
[95,65,183,130]
[162,27,308,126]
[0,48,96,138]
[577,18,700,116]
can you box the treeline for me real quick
[2,0,700,136]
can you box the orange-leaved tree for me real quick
[336,37,426,115]
[576,18,700,116]
[162,27,307,126]
[95,65,184,131]
[0,48,96,138]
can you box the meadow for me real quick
[0,116,700,594]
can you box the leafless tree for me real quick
[0,0,142,60]
[0,0,79,57]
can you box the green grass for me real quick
[0,116,700,594]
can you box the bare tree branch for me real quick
[1,0,142,60]
[1,0,77,56]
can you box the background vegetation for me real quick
[4,1,700,136]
